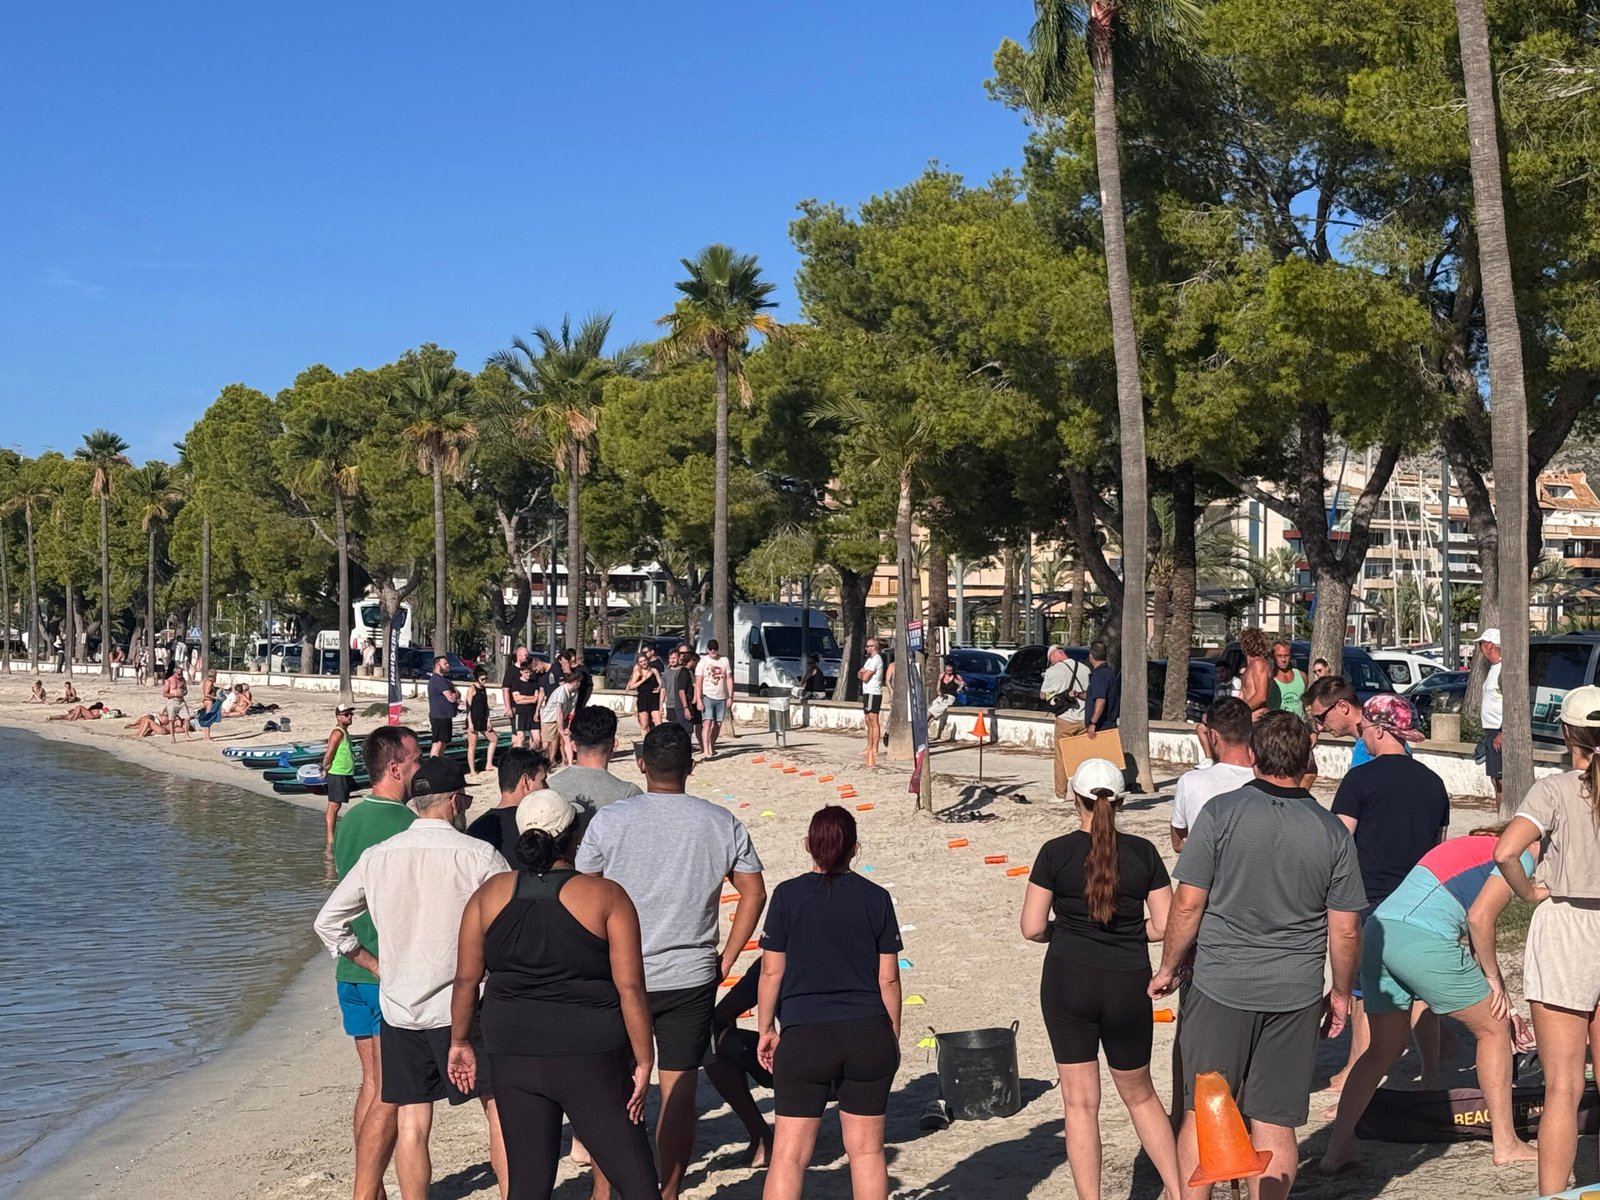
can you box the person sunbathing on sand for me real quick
[55,681,79,704]
[223,683,253,717]
[50,702,123,722]
[28,679,46,703]
[125,711,172,738]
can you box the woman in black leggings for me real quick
[757,806,902,1200]
[449,789,661,1200]
[1021,758,1181,1200]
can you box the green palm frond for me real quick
[284,413,362,499]
[655,245,785,404]
[74,429,132,499]
[488,312,623,478]
[392,363,476,479]
[125,462,185,532]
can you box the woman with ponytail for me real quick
[756,806,902,1200]
[449,789,662,1199]
[1022,758,1181,1200]
[1493,685,1600,1196]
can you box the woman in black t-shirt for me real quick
[1021,758,1181,1200]
[757,806,902,1199]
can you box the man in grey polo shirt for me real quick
[1151,710,1365,1200]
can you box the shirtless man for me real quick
[1236,627,1273,718]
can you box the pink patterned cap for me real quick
[1361,693,1425,743]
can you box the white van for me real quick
[697,604,842,696]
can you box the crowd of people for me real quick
[623,640,738,759]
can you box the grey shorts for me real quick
[1178,987,1323,1128]
[1480,728,1502,779]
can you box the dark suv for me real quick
[996,645,1090,711]
[605,636,681,690]
[395,647,474,681]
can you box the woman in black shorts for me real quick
[511,665,542,751]
[1021,758,1181,1200]
[629,649,662,735]
[466,667,495,777]
[757,806,901,1200]
[449,790,660,1200]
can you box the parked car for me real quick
[395,647,474,681]
[583,647,611,677]
[1530,634,1600,744]
[994,644,1085,710]
[1407,669,1469,735]
[605,636,682,690]
[1370,650,1446,694]
[1147,658,1218,722]
[944,648,1010,708]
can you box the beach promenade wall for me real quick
[156,667,1566,800]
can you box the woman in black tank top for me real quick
[630,651,662,735]
[450,789,661,1200]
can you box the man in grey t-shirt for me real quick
[576,722,765,1200]
[548,705,642,820]
[1151,711,1365,1200]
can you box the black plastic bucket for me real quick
[934,1022,1022,1121]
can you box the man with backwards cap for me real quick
[316,757,511,1200]
[1476,628,1505,804]
[320,702,360,849]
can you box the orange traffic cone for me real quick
[970,711,989,741]
[1188,1072,1271,1188]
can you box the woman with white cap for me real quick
[448,789,661,1200]
[1494,684,1600,1196]
[1021,758,1181,1200]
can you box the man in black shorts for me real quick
[1150,712,1366,1200]
[427,655,460,757]
[858,638,886,769]
[319,703,358,849]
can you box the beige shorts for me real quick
[1524,898,1600,1012]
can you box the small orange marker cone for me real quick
[744,940,759,951]
[1153,1009,1175,1023]
[947,838,968,849]
[818,774,834,783]
[720,976,739,988]
[984,854,1008,865]
[783,767,798,774]
[799,770,815,777]
[752,756,765,764]
[1188,1072,1271,1188]
[855,802,874,811]
[720,893,739,904]
[1005,865,1029,877]
[971,711,989,740]
[770,761,786,769]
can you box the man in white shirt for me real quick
[315,758,510,1200]
[693,638,733,761]
[1170,696,1257,853]
[858,637,886,769]
[1042,646,1091,799]
[1476,627,1504,803]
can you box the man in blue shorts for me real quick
[694,638,732,761]
[329,724,421,1200]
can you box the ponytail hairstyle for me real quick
[1080,787,1122,926]
[515,822,581,874]
[806,805,858,876]
[1562,720,1600,826]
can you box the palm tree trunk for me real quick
[833,565,872,702]
[432,461,449,653]
[889,469,916,761]
[1069,556,1086,646]
[926,540,950,683]
[200,514,211,678]
[25,502,39,673]
[1456,0,1530,808]
[712,349,732,653]
[335,490,354,705]
[147,525,157,686]
[999,547,1018,643]
[1091,23,1151,791]
[1162,469,1198,720]
[65,583,76,670]
[0,520,10,673]
[567,442,584,649]
[99,495,112,676]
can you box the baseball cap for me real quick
[1071,757,1126,800]
[1477,627,1501,646]
[411,758,468,797]
[516,788,582,838]
[1559,686,1600,728]
[1361,693,1425,743]
[334,703,356,715]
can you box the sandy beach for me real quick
[2,668,1565,1200]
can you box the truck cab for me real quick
[698,604,842,696]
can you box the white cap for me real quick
[515,789,582,838]
[1477,627,1501,647]
[1559,686,1600,728]
[1071,758,1126,801]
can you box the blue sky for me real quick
[2,1,1032,464]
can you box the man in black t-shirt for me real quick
[465,746,548,859]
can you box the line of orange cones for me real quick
[750,756,873,810]
[945,837,1030,877]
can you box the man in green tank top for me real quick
[1269,639,1308,718]
[321,704,359,848]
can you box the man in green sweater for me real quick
[332,724,422,1200]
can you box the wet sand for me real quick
[1,669,1562,1199]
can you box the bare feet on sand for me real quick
[1492,1140,1538,1167]
[1318,1148,1363,1174]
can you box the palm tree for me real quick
[285,414,361,705]
[657,244,783,653]
[3,469,51,671]
[1028,0,1198,790]
[1531,554,1573,633]
[126,463,184,680]
[74,430,131,676]
[489,314,630,649]
[393,364,475,653]
[1453,0,1531,806]
[810,393,940,796]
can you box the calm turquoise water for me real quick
[0,727,327,1194]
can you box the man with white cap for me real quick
[1477,628,1504,803]
[315,758,510,1200]
[320,702,359,849]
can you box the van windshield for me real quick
[763,626,841,660]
